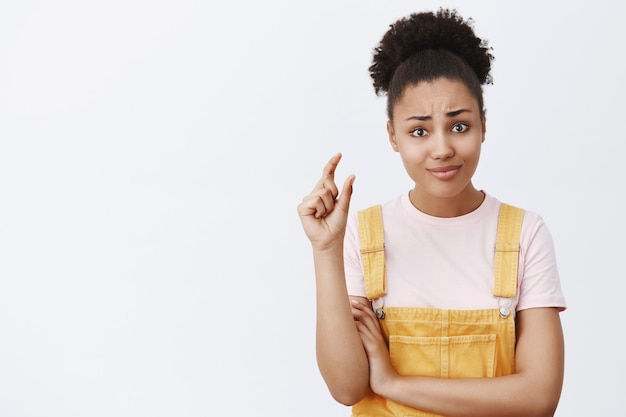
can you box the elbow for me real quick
[534,379,563,417]
[324,374,370,406]
[329,385,369,406]
[524,389,561,417]
[535,398,560,417]
[318,356,370,406]
[528,405,558,417]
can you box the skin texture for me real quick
[388,78,485,218]
[296,154,369,405]
[297,77,565,415]
[351,300,564,417]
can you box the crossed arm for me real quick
[313,247,564,417]
[298,154,564,416]
[351,297,564,417]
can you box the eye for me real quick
[411,127,428,137]
[452,123,469,133]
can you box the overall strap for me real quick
[356,205,386,300]
[493,203,525,298]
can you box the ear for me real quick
[481,112,487,143]
[387,121,399,152]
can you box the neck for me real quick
[409,186,485,218]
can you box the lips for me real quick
[428,165,461,180]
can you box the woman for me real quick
[297,9,566,417]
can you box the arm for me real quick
[297,154,370,405]
[353,303,564,417]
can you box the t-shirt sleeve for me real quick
[343,214,367,298]
[517,212,567,311]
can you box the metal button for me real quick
[499,306,510,319]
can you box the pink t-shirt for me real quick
[344,192,566,312]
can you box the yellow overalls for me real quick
[352,203,525,417]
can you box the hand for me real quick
[351,299,398,397]
[297,153,355,250]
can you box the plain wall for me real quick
[1,0,624,415]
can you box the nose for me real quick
[430,132,454,160]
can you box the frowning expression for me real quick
[388,78,486,210]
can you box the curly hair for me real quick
[369,8,494,119]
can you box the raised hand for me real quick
[297,153,355,250]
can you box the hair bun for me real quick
[370,8,493,95]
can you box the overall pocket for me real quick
[389,334,497,378]
[386,334,497,417]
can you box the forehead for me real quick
[394,78,479,117]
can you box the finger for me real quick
[314,177,339,201]
[352,303,384,336]
[351,299,375,315]
[351,299,377,323]
[312,153,342,195]
[315,188,336,219]
[336,175,355,214]
[298,188,335,219]
[322,152,342,180]
[349,296,370,308]
[354,321,379,347]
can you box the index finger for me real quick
[322,152,342,180]
[311,152,343,194]
[322,152,342,178]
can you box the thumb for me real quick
[336,175,355,213]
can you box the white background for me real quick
[0,0,624,415]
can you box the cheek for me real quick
[398,144,428,164]
[398,149,431,179]
[459,139,482,161]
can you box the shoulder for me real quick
[490,196,550,236]
[480,195,556,251]
[497,201,554,246]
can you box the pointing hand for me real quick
[297,153,355,250]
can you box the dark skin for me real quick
[298,78,564,416]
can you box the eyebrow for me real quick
[404,109,472,121]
